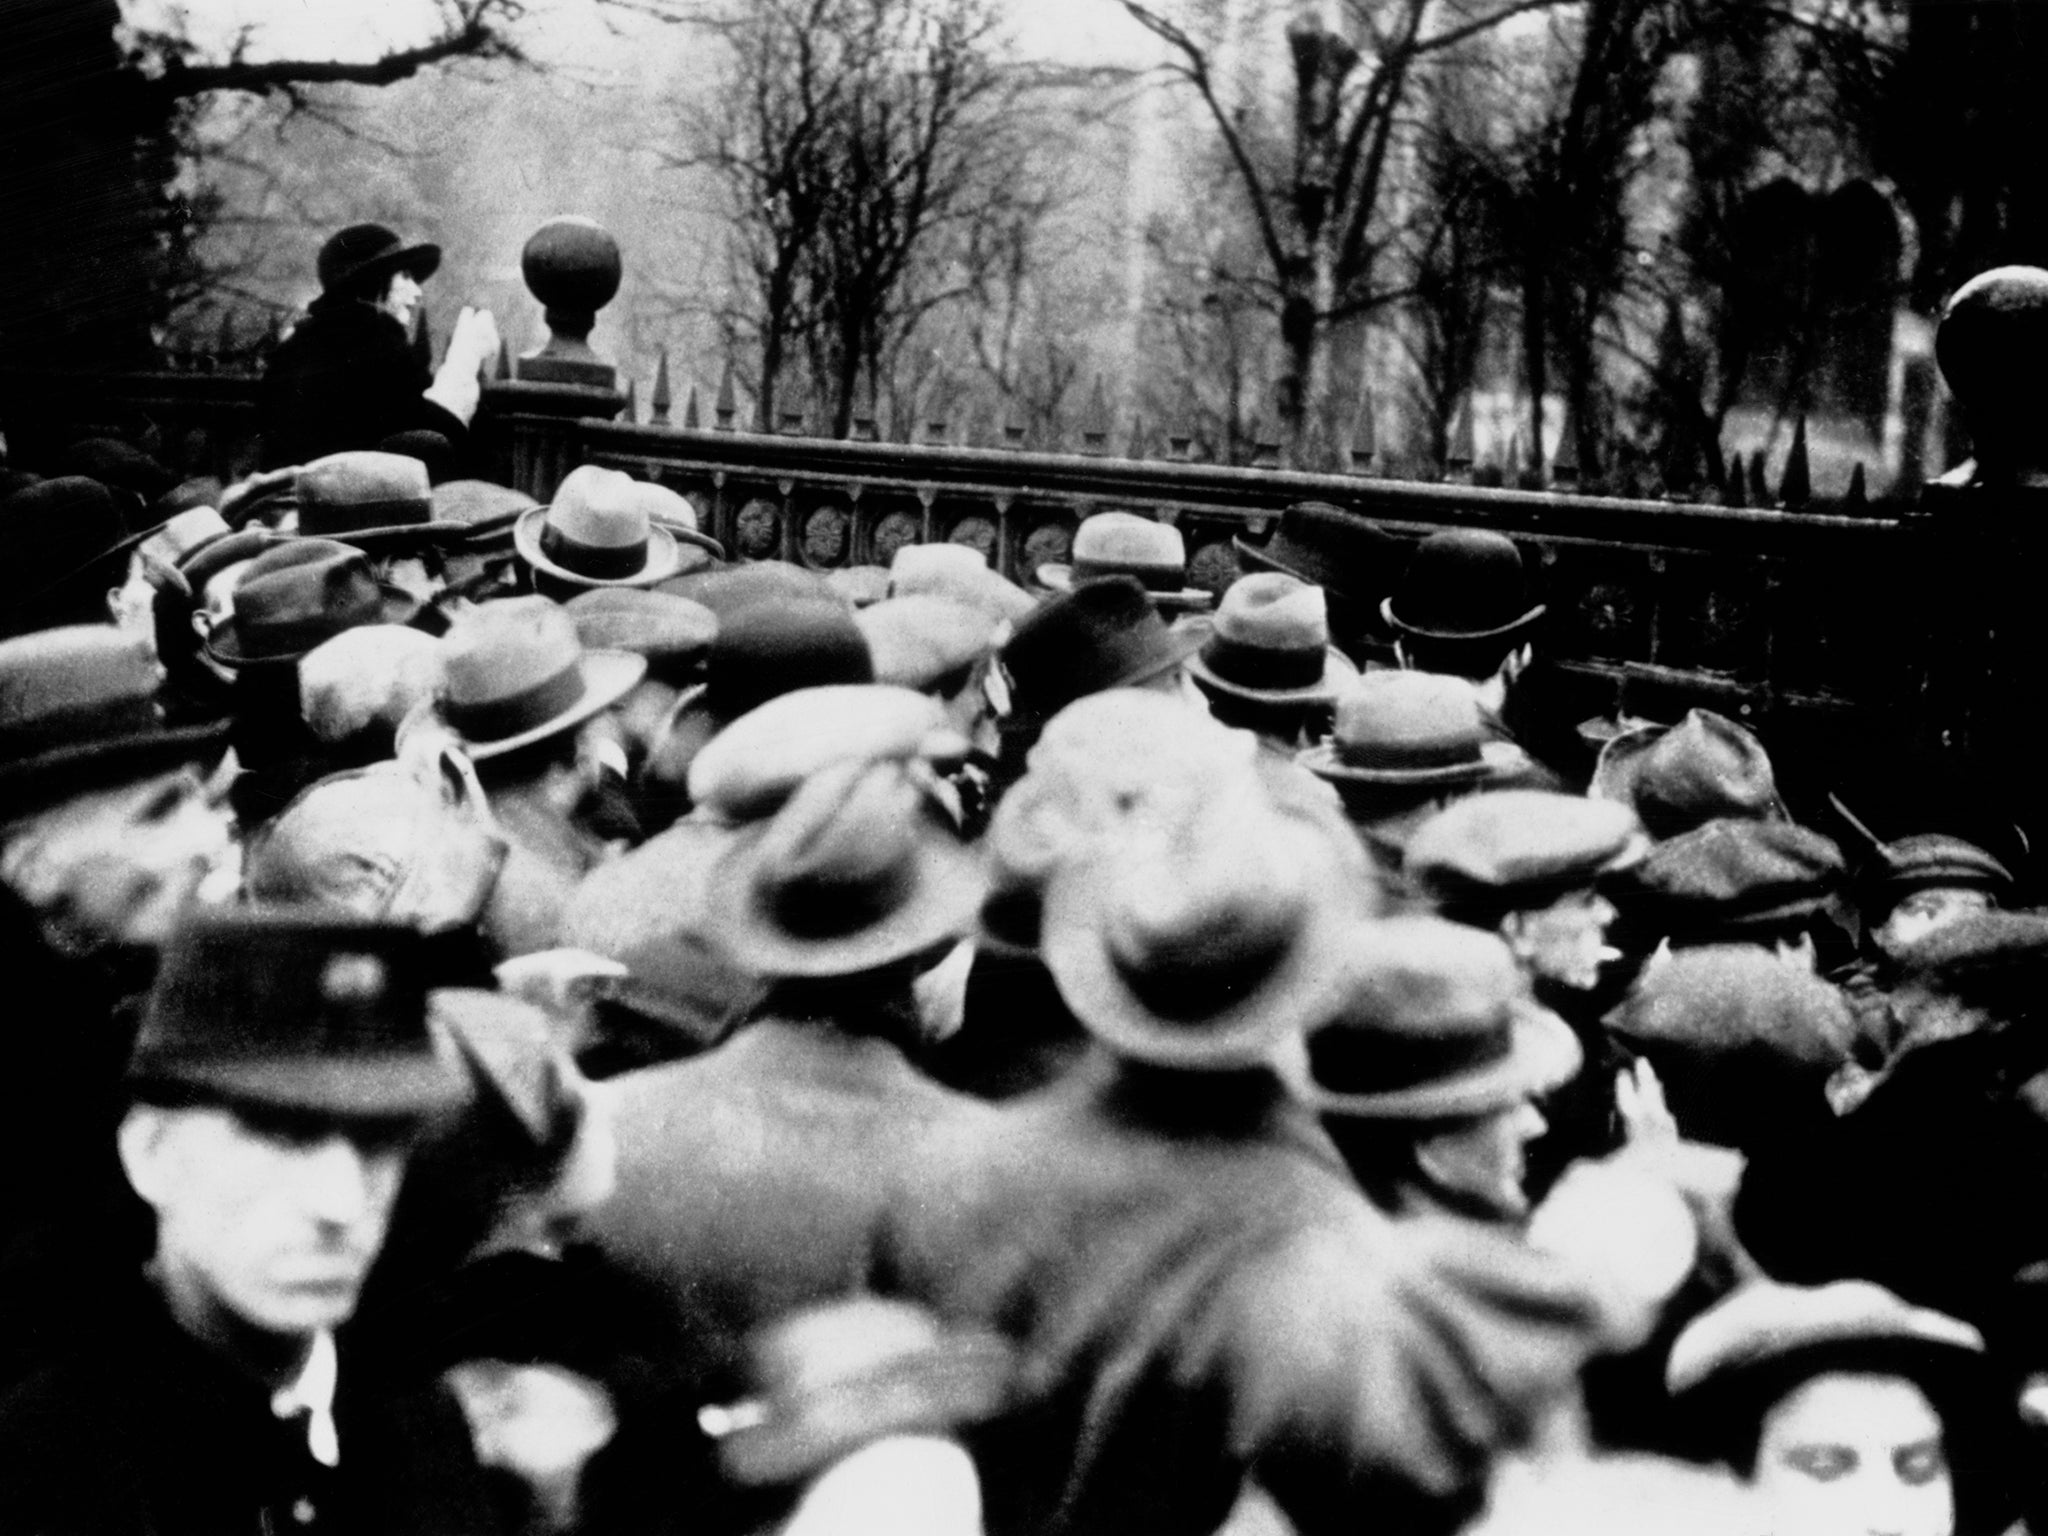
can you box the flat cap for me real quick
[1605,817,1844,938]
[1406,791,1646,910]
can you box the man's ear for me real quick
[116,1105,173,1207]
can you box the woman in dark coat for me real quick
[259,223,498,474]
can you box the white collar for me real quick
[270,1330,341,1468]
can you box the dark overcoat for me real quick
[257,297,468,471]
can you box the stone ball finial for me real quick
[517,216,622,387]
[1935,265,2048,415]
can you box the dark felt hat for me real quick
[1233,501,1408,608]
[1000,576,1203,722]
[1288,915,1583,1119]
[1382,530,1545,642]
[6,477,145,631]
[1590,709,1786,840]
[56,436,178,504]
[0,624,229,818]
[434,595,646,761]
[703,757,986,978]
[295,451,465,548]
[203,539,395,668]
[1604,817,1846,942]
[317,222,442,298]
[127,907,472,1122]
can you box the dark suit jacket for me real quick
[0,1278,496,1536]
[258,297,467,471]
[866,1051,1622,1536]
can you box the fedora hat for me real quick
[1037,512,1213,613]
[708,1298,1015,1489]
[514,466,721,593]
[1288,915,1582,1119]
[431,479,541,546]
[127,908,471,1122]
[1382,530,1545,642]
[317,222,442,297]
[1186,572,1358,704]
[1590,709,1786,840]
[1297,671,1524,787]
[1667,1278,1983,1399]
[1405,791,1648,915]
[295,451,466,549]
[1000,576,1204,722]
[1604,817,1845,941]
[203,539,399,668]
[855,595,996,693]
[1233,501,1409,609]
[7,477,149,634]
[704,757,987,978]
[435,595,646,760]
[564,587,718,685]
[0,625,229,817]
[1040,795,1361,1069]
[624,478,723,572]
[687,685,962,823]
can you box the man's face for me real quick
[121,1102,411,1338]
[1503,890,1620,991]
[1752,1372,1953,1536]
[1875,886,1992,955]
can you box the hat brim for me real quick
[1093,620,1209,697]
[704,820,987,979]
[303,519,472,550]
[1037,564,1215,613]
[326,241,442,295]
[134,1049,471,1124]
[1186,641,1359,705]
[1040,849,1355,1071]
[447,649,648,761]
[1296,736,1527,788]
[1289,1000,1583,1120]
[0,721,232,823]
[1381,596,1546,643]
[514,505,724,590]
[203,583,421,669]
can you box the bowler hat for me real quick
[0,625,229,817]
[1382,530,1545,642]
[1000,576,1204,722]
[127,908,471,1121]
[856,596,995,693]
[710,1298,1015,1489]
[1405,791,1648,916]
[317,222,442,297]
[687,685,961,823]
[1667,1278,1982,1399]
[7,477,145,630]
[295,451,465,548]
[1591,709,1786,840]
[1040,795,1361,1068]
[203,539,397,667]
[1037,512,1213,613]
[1297,671,1522,787]
[434,596,646,761]
[514,466,721,593]
[704,758,987,978]
[564,588,718,684]
[1186,572,1357,704]
[1288,915,1583,1119]
[1233,500,1408,607]
[1605,817,1845,941]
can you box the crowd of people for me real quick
[3,226,2048,1536]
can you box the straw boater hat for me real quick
[1036,512,1214,614]
[1288,915,1582,1120]
[1297,671,1525,787]
[294,451,467,549]
[1039,794,1361,1069]
[704,757,987,979]
[514,465,723,593]
[1186,572,1358,705]
[433,595,646,761]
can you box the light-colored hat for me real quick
[687,684,964,823]
[1186,572,1358,704]
[1288,915,1583,1119]
[1404,791,1648,913]
[1666,1278,1983,1398]
[704,758,987,978]
[137,505,232,570]
[435,595,646,760]
[297,624,444,748]
[855,595,996,693]
[889,542,1037,626]
[1297,671,1524,786]
[296,450,464,548]
[514,466,722,592]
[1036,512,1214,613]
[1040,795,1362,1069]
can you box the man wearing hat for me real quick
[0,909,497,1535]
[1234,500,1410,665]
[868,794,1638,1536]
[259,222,501,473]
[1187,571,1357,754]
[514,465,724,602]
[1036,511,1214,614]
[1590,709,1787,842]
